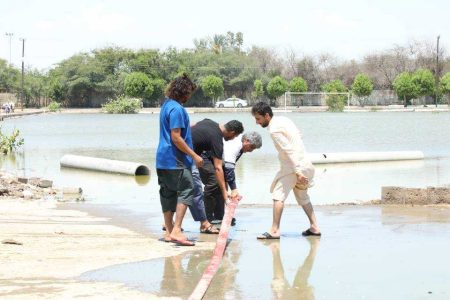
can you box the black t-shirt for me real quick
[191,119,223,159]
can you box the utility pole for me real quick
[19,38,25,111]
[435,35,440,108]
[5,32,13,65]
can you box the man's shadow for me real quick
[263,237,320,300]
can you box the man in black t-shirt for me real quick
[189,118,244,234]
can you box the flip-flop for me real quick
[200,225,219,234]
[302,229,321,237]
[158,237,171,243]
[257,232,280,240]
[170,238,195,246]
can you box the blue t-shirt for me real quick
[156,99,193,169]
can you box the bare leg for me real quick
[269,200,284,237]
[163,211,174,241]
[170,203,189,241]
[301,202,320,233]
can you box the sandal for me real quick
[302,229,321,237]
[200,225,219,234]
[257,232,280,240]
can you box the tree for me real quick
[393,72,418,107]
[289,76,308,106]
[267,76,288,105]
[124,72,153,99]
[211,34,226,54]
[290,77,308,93]
[441,72,450,105]
[351,73,373,106]
[412,69,435,102]
[48,77,67,103]
[0,59,20,93]
[322,80,347,112]
[235,32,244,52]
[147,78,166,107]
[252,79,264,99]
[201,75,224,106]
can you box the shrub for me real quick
[47,101,61,112]
[322,80,347,112]
[102,96,141,114]
[0,127,24,154]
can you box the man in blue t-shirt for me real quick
[156,74,203,246]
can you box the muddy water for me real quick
[81,206,450,299]
[1,112,449,210]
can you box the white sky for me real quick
[1,0,449,70]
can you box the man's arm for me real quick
[224,162,239,198]
[212,156,229,202]
[171,128,203,167]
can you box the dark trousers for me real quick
[199,159,225,221]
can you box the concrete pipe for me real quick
[307,151,424,164]
[60,154,150,176]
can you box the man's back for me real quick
[191,119,224,159]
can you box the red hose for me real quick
[188,198,239,300]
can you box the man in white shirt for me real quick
[251,102,321,239]
[201,132,262,223]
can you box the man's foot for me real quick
[302,228,321,237]
[200,224,219,234]
[170,238,195,246]
[257,232,280,240]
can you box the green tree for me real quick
[201,75,224,106]
[48,77,67,103]
[124,72,153,99]
[0,59,20,93]
[252,79,264,99]
[267,76,288,105]
[351,73,373,106]
[412,69,435,103]
[24,69,49,107]
[290,77,308,106]
[322,80,347,112]
[441,72,450,105]
[144,78,166,107]
[393,72,418,107]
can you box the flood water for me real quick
[81,206,450,299]
[2,111,450,299]
[1,112,450,211]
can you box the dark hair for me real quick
[251,101,273,117]
[224,120,244,135]
[165,73,197,101]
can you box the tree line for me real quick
[0,32,449,108]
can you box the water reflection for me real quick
[262,237,320,300]
[81,244,243,299]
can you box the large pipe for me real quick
[307,151,424,164]
[60,155,150,176]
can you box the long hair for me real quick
[165,73,197,101]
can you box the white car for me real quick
[215,98,248,108]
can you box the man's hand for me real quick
[296,173,309,187]
[230,189,241,202]
[193,154,203,168]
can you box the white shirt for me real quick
[268,116,315,186]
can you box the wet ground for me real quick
[80,205,450,299]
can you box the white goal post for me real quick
[283,92,351,110]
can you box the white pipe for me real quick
[307,151,424,164]
[60,154,150,176]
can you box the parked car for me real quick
[215,98,248,108]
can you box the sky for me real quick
[0,0,449,70]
